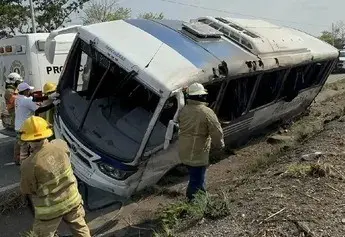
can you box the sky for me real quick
[69,0,345,36]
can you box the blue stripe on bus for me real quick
[124,19,219,68]
[157,20,256,61]
[197,40,252,61]
[125,19,255,66]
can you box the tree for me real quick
[138,12,164,20]
[82,0,131,25]
[319,21,345,49]
[82,0,164,25]
[33,0,90,32]
[0,0,29,35]
[319,31,335,45]
[334,21,345,43]
[0,0,90,35]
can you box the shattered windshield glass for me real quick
[59,40,167,162]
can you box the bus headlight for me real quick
[97,162,128,180]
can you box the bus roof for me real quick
[196,17,338,60]
[77,17,338,95]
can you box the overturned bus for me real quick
[45,17,339,197]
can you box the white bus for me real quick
[45,17,338,197]
[0,33,76,129]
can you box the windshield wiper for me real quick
[113,70,138,96]
[78,65,111,131]
[77,68,138,131]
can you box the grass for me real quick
[245,148,289,174]
[286,163,313,178]
[285,163,332,178]
[154,191,232,236]
[0,190,27,215]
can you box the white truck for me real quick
[0,33,76,129]
[336,49,345,72]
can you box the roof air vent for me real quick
[182,21,223,38]
[215,17,260,38]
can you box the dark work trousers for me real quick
[186,166,207,201]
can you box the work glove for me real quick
[53,99,61,106]
[48,92,60,100]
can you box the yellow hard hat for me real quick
[43,82,57,94]
[20,116,53,141]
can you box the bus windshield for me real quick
[58,39,166,162]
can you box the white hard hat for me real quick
[186,83,208,96]
[17,82,34,93]
[6,72,23,84]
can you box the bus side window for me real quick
[79,55,92,92]
[75,52,92,97]
[297,62,328,91]
[217,76,256,121]
[313,60,335,85]
[279,66,305,101]
[204,81,223,110]
[279,61,332,100]
[250,70,284,110]
[144,97,178,155]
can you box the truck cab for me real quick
[0,33,76,129]
[336,50,345,72]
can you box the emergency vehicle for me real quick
[0,33,76,128]
[45,17,338,197]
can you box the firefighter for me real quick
[178,82,225,201]
[2,72,23,130]
[14,82,59,164]
[33,82,59,125]
[20,116,91,237]
[5,72,23,89]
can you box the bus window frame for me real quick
[211,59,336,123]
[248,69,287,111]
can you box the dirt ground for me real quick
[180,113,345,237]
[181,117,345,237]
[176,83,345,236]
[109,79,345,236]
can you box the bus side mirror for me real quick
[45,25,81,64]
[164,120,179,150]
[45,40,56,64]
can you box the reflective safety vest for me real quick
[45,106,55,125]
[4,87,17,111]
[39,100,55,125]
[31,165,81,220]
[20,139,82,220]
